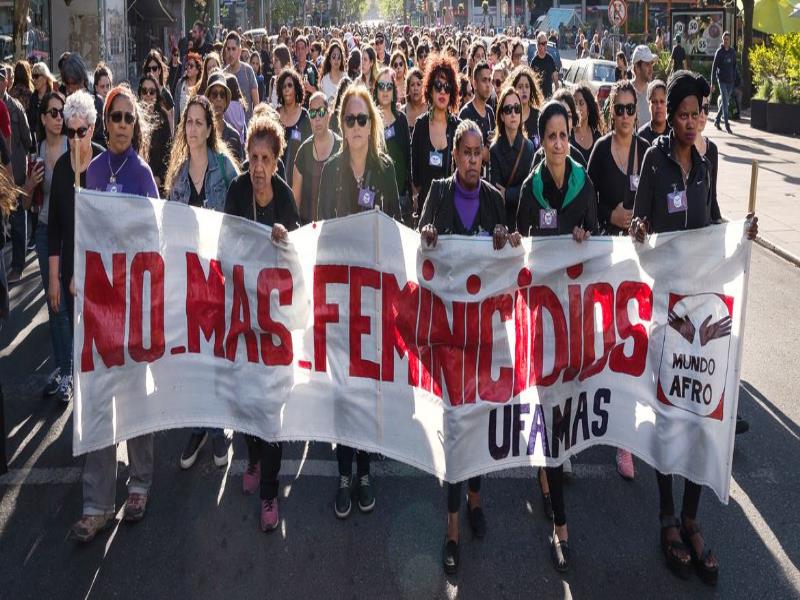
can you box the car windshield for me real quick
[592,64,617,83]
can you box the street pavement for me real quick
[1,235,799,599]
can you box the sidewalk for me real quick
[704,112,800,264]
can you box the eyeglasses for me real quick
[145,65,160,73]
[109,111,136,124]
[538,41,547,46]
[433,80,452,94]
[344,112,369,128]
[613,103,636,117]
[377,81,395,92]
[309,106,328,119]
[66,126,89,139]
[44,107,63,119]
[208,89,227,100]
[701,103,710,115]
[139,87,157,97]
[501,103,521,115]
[392,62,405,69]
[493,79,503,87]
[32,73,42,80]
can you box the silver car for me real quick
[561,58,618,106]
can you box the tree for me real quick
[13,0,30,58]
[378,0,405,19]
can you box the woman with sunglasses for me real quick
[138,74,172,195]
[489,63,508,111]
[292,91,341,223]
[174,52,202,118]
[20,91,72,403]
[141,50,175,131]
[411,56,460,222]
[630,70,758,586]
[276,69,311,188]
[403,67,427,139]
[490,86,535,224]
[418,119,519,575]
[571,84,605,164]
[390,50,408,105]
[320,41,346,103]
[374,67,412,225]
[516,103,597,573]
[510,65,543,149]
[317,85,399,520]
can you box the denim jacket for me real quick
[168,147,237,211]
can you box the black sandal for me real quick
[550,534,570,572]
[539,468,554,520]
[660,515,692,579]
[681,521,719,586]
[442,537,459,575]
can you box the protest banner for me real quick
[73,189,752,501]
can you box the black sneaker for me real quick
[335,475,352,519]
[736,415,750,435]
[442,538,459,575]
[357,474,375,513]
[467,505,486,539]
[212,434,229,467]
[43,372,61,396]
[180,431,208,469]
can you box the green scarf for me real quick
[531,156,585,211]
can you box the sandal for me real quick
[659,515,691,579]
[538,468,554,520]
[442,537,459,575]
[681,521,719,586]
[550,534,570,572]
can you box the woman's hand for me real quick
[48,273,61,312]
[271,223,289,244]
[629,216,649,243]
[745,213,759,240]
[493,224,509,250]
[24,161,44,195]
[421,223,438,248]
[610,202,633,230]
[508,231,522,248]
[572,226,591,243]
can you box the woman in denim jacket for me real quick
[163,94,240,468]
[165,95,240,212]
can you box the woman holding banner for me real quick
[71,84,157,543]
[630,70,758,585]
[224,111,301,532]
[418,119,520,575]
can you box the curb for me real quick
[755,236,800,268]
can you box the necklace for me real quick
[108,152,129,184]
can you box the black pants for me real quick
[245,435,282,500]
[336,445,370,477]
[545,466,566,526]
[0,383,7,475]
[446,476,481,513]
[656,471,702,520]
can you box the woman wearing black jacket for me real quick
[419,120,520,576]
[631,71,758,586]
[223,112,301,534]
[490,86,535,225]
[138,74,172,195]
[411,55,461,221]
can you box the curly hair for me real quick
[422,53,459,113]
[276,68,304,106]
[247,111,287,164]
[573,83,605,134]
[510,65,543,110]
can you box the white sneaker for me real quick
[562,456,572,476]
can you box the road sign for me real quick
[608,0,627,27]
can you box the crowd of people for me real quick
[0,21,758,583]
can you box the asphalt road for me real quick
[1,244,799,600]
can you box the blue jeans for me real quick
[9,202,27,272]
[35,223,72,377]
[716,82,734,128]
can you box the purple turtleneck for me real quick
[454,174,479,230]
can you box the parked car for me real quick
[560,58,616,107]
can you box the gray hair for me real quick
[454,118,484,151]
[60,53,89,89]
[647,79,667,102]
[63,90,97,126]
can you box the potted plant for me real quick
[749,34,800,134]
[766,80,800,135]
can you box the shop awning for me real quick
[128,0,176,22]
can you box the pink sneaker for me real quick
[260,498,279,532]
[616,449,635,480]
[243,461,261,495]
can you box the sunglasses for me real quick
[66,126,89,139]
[208,89,227,100]
[109,110,136,124]
[139,87,157,97]
[701,103,710,115]
[433,80,452,94]
[377,80,395,92]
[392,62,404,69]
[344,112,369,128]
[309,106,328,119]
[538,41,547,46]
[493,79,503,87]
[44,107,63,119]
[146,65,160,73]
[501,103,521,115]
[613,103,636,117]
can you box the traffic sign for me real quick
[608,0,627,27]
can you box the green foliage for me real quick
[378,0,404,19]
[653,51,671,81]
[754,78,772,101]
[749,33,800,104]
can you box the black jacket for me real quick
[633,132,714,234]
[489,131,535,225]
[224,172,301,230]
[418,174,506,235]
[317,150,401,221]
[411,112,460,206]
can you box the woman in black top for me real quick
[411,55,460,221]
[511,65,543,149]
[631,71,758,585]
[142,50,175,130]
[276,69,312,187]
[138,74,172,195]
[614,51,629,81]
[588,80,651,236]
[403,67,428,139]
[419,120,519,576]
[637,80,670,145]
[317,85,399,519]
[571,84,604,164]
[292,91,341,223]
[223,112,301,534]
[374,67,412,225]
[490,86,535,224]
[532,90,588,169]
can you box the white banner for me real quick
[74,190,753,502]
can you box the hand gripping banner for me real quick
[73,190,753,501]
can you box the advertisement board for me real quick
[670,9,726,57]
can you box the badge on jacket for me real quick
[539,208,558,229]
